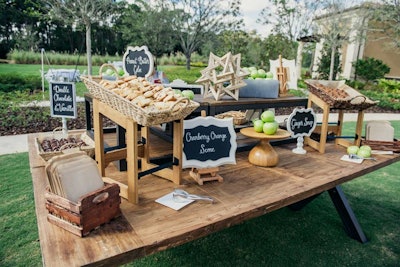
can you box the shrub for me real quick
[377,79,400,93]
[0,73,42,93]
[353,57,390,83]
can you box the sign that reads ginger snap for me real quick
[123,45,154,78]
[286,108,316,137]
[183,116,237,169]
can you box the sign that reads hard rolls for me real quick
[286,108,316,137]
[183,116,237,169]
[123,45,154,78]
[49,82,77,118]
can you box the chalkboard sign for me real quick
[183,116,237,169]
[286,108,316,137]
[122,45,154,77]
[49,82,77,118]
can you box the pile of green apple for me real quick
[102,67,125,77]
[347,145,372,158]
[173,89,195,100]
[253,110,279,135]
[242,67,274,80]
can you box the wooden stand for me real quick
[240,128,291,167]
[276,55,288,96]
[305,93,364,153]
[93,99,182,204]
[190,167,223,185]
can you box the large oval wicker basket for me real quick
[305,79,378,110]
[81,66,200,126]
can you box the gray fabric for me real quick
[239,79,279,98]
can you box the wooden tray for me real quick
[35,128,95,161]
[305,79,378,110]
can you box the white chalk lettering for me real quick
[199,144,215,154]
[210,131,227,142]
[185,132,210,143]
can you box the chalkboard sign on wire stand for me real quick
[286,108,316,154]
[49,81,77,133]
[122,45,154,78]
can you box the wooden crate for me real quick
[45,182,121,237]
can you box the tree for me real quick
[315,42,341,80]
[116,0,177,64]
[171,0,243,70]
[312,0,366,80]
[45,0,120,75]
[370,0,400,50]
[258,0,324,42]
[258,0,324,78]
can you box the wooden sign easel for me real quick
[190,167,223,185]
[276,55,289,96]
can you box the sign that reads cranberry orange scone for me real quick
[123,45,154,78]
[183,116,237,169]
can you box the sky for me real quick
[240,0,270,37]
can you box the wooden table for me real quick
[28,132,400,266]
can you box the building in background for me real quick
[312,3,400,80]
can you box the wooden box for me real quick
[45,182,122,237]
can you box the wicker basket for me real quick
[81,71,200,126]
[305,79,378,110]
[81,64,121,103]
[215,111,248,125]
[36,127,95,161]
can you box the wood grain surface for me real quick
[27,131,400,267]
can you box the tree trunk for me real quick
[86,22,92,76]
[296,41,304,80]
[329,45,336,81]
[185,53,191,70]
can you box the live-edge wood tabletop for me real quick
[27,132,399,267]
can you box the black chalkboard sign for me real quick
[122,45,154,77]
[49,82,77,118]
[183,116,237,169]
[286,108,316,137]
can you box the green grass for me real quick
[0,121,399,266]
[0,64,203,101]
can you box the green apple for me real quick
[357,148,371,158]
[359,145,372,154]
[105,69,114,75]
[257,69,266,78]
[266,72,274,79]
[250,70,258,79]
[263,121,278,135]
[347,145,359,155]
[173,89,182,96]
[253,119,264,133]
[117,68,125,76]
[181,90,194,100]
[261,110,275,122]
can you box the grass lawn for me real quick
[0,64,204,100]
[0,121,399,267]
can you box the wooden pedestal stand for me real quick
[93,99,182,204]
[276,55,288,96]
[240,128,291,167]
[305,93,364,154]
